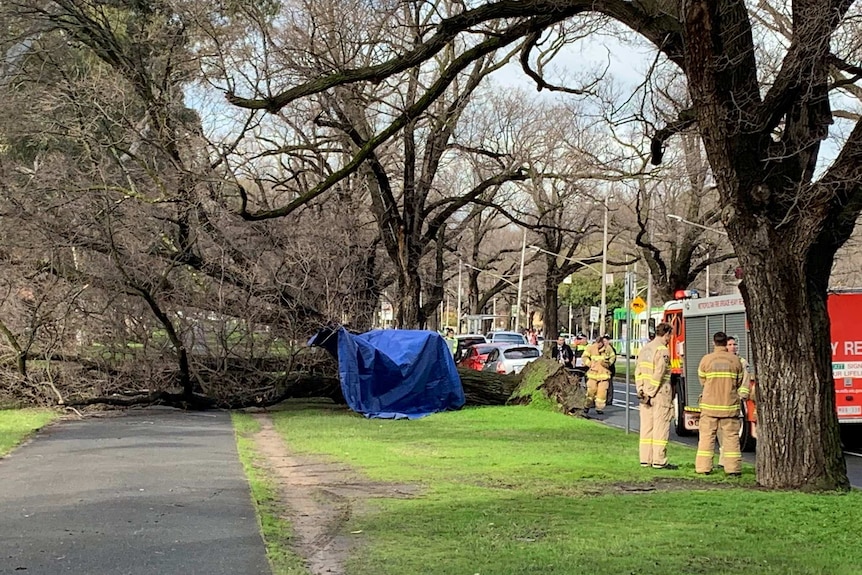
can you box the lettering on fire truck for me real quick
[832,341,862,356]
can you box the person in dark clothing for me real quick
[551,335,575,369]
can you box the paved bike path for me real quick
[0,408,271,574]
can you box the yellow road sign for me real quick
[631,296,646,313]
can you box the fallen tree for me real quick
[1,348,583,413]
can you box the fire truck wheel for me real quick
[739,402,756,452]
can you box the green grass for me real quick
[249,402,862,575]
[0,408,57,456]
[232,413,308,575]
[613,357,631,377]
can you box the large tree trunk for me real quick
[736,233,847,490]
[396,267,424,329]
[681,0,850,490]
[544,281,559,339]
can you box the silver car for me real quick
[481,343,541,374]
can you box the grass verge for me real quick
[232,413,308,575]
[0,408,58,456]
[258,401,862,575]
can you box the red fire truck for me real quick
[663,289,862,451]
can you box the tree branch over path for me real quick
[236,12,579,221]
[226,0,684,113]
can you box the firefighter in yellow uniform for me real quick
[582,337,616,414]
[635,322,676,469]
[719,336,753,467]
[695,331,747,476]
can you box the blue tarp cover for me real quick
[309,327,465,419]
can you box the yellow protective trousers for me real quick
[696,414,741,474]
[638,400,672,466]
[585,379,609,410]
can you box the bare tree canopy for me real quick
[226,0,862,490]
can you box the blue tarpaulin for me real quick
[308,327,465,419]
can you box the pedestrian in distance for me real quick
[695,331,747,476]
[551,334,574,369]
[634,322,677,469]
[444,328,457,358]
[583,336,616,414]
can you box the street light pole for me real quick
[666,214,728,236]
[599,196,609,335]
[515,228,527,332]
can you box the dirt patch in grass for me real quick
[591,477,739,495]
[249,413,421,575]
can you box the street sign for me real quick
[631,296,646,313]
[589,306,600,323]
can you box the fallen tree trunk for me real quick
[458,359,584,413]
[457,368,520,405]
[53,359,581,412]
[508,359,585,414]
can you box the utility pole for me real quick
[515,228,527,332]
[599,196,609,335]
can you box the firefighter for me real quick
[719,336,753,467]
[695,331,746,476]
[726,336,753,397]
[583,336,616,414]
[573,333,589,358]
[602,334,619,379]
[635,322,676,469]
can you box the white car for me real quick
[481,344,542,374]
[484,331,528,345]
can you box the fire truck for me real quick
[663,289,862,451]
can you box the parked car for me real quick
[453,334,487,363]
[481,344,542,374]
[484,331,528,345]
[458,343,500,371]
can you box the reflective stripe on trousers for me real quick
[585,379,609,410]
[696,414,742,473]
[639,401,672,466]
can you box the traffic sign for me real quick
[589,306,600,323]
[631,296,646,313]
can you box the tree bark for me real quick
[681,0,851,490]
[736,235,848,490]
[544,280,560,339]
[396,266,425,328]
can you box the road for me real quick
[596,378,862,487]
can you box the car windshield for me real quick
[494,334,524,343]
[503,347,540,360]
